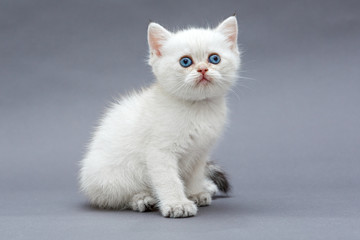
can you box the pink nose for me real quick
[197,67,208,75]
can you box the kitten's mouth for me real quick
[197,76,211,85]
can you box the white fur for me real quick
[79,16,241,218]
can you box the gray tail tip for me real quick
[206,162,231,194]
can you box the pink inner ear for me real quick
[227,32,236,45]
[149,36,162,56]
[155,50,161,56]
[223,25,237,50]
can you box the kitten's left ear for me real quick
[148,22,171,57]
[216,16,239,52]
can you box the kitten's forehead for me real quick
[163,28,229,58]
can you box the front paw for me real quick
[160,200,198,218]
[188,192,212,207]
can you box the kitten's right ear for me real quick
[147,22,171,57]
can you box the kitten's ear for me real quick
[148,22,171,57]
[216,16,238,52]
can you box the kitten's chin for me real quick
[170,85,228,102]
[155,75,233,101]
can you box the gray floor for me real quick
[1,0,360,239]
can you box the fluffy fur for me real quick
[79,16,241,218]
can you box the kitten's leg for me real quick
[129,192,157,212]
[146,150,197,218]
[186,157,213,207]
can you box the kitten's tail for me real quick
[206,161,231,194]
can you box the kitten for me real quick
[79,16,240,218]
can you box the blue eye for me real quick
[208,54,221,64]
[179,57,192,68]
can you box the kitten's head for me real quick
[148,16,241,101]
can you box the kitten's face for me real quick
[148,16,241,101]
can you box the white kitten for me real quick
[79,16,240,218]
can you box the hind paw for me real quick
[129,192,157,212]
[188,192,212,207]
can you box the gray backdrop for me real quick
[1,0,359,239]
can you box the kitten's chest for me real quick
[171,102,227,155]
